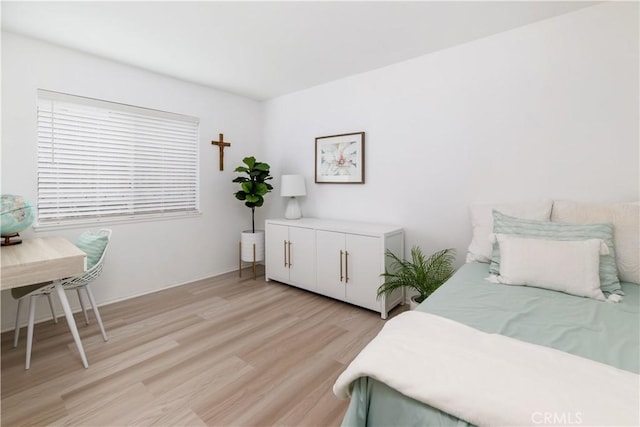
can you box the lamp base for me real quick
[284,197,302,220]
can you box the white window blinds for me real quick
[37,90,199,225]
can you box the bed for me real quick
[334,201,639,426]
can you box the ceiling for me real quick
[1,1,597,101]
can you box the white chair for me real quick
[12,229,112,369]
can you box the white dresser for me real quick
[265,218,404,319]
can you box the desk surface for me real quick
[1,237,87,290]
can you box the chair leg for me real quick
[47,294,58,324]
[25,295,37,370]
[13,299,23,348]
[54,282,88,368]
[84,285,108,342]
[77,288,89,326]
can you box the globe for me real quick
[1,195,35,244]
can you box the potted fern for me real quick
[378,246,456,309]
[233,156,273,264]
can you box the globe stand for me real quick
[2,233,22,246]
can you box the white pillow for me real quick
[493,234,607,301]
[466,200,553,263]
[551,201,639,284]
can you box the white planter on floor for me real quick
[241,230,265,262]
[409,295,421,310]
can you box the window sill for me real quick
[33,210,202,232]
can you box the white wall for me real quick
[2,2,638,328]
[1,32,266,328]
[263,2,639,261]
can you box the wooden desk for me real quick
[1,237,90,368]
[1,237,87,290]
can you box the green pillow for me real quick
[490,210,622,295]
[75,232,109,269]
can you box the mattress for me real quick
[341,262,640,426]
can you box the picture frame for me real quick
[315,132,365,184]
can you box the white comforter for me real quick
[333,311,639,426]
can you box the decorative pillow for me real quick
[75,231,108,269]
[466,200,552,263]
[494,234,607,301]
[551,201,639,285]
[490,210,622,295]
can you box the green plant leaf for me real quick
[241,182,253,193]
[234,166,249,173]
[243,156,256,169]
[234,191,246,200]
[255,163,270,171]
[377,246,456,302]
[254,183,268,196]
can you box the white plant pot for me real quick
[241,230,265,262]
[409,295,421,310]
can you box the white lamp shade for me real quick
[280,175,306,197]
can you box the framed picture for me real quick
[315,132,365,184]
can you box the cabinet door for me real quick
[316,230,346,301]
[344,234,381,312]
[265,223,289,283]
[288,226,316,291]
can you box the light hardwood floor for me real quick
[1,266,406,426]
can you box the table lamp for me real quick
[280,175,306,219]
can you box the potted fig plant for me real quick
[233,156,273,265]
[377,246,456,309]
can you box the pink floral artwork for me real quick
[315,132,364,183]
[320,141,358,177]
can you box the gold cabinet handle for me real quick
[339,250,344,282]
[288,241,292,267]
[283,240,288,267]
[345,251,349,283]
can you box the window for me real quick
[37,90,199,226]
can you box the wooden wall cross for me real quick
[211,133,231,171]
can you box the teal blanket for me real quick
[342,262,639,426]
